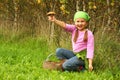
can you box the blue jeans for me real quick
[56,48,85,71]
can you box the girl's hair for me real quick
[83,30,88,42]
[73,29,79,42]
[73,30,88,42]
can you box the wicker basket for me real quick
[42,53,63,70]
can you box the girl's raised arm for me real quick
[47,12,66,29]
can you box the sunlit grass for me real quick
[0,37,119,80]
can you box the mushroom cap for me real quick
[47,11,56,16]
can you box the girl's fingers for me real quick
[89,65,93,71]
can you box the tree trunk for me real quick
[107,0,111,27]
[49,1,56,46]
[13,0,18,34]
[82,0,86,11]
[76,0,80,11]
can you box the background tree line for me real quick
[0,0,120,71]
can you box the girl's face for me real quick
[75,18,88,31]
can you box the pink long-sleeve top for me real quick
[65,24,94,59]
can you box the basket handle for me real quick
[45,53,56,61]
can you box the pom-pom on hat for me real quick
[74,11,90,22]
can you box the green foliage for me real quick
[94,31,120,76]
[59,0,70,15]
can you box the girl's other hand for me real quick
[89,64,93,71]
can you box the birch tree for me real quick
[13,0,18,34]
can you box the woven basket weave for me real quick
[43,53,63,70]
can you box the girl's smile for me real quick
[75,18,88,31]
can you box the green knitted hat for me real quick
[74,11,90,22]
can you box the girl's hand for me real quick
[47,12,56,22]
[47,11,66,28]
[89,64,93,71]
[48,15,56,22]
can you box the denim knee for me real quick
[62,62,67,70]
[56,48,63,55]
[62,62,71,71]
[56,48,65,59]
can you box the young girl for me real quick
[47,11,94,71]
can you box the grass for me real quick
[0,37,119,80]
